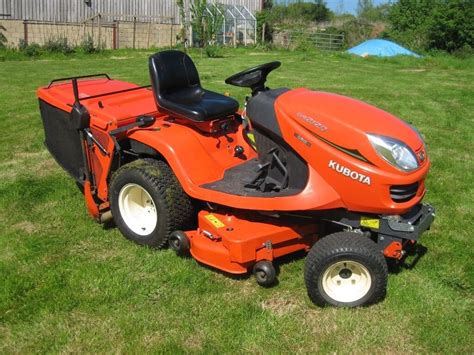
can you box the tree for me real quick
[357,0,374,18]
[388,0,433,33]
[357,0,391,22]
[189,0,224,47]
[262,0,273,10]
[256,0,332,43]
[286,1,331,23]
[176,0,187,44]
[205,3,224,45]
[388,0,473,52]
[427,0,474,52]
[256,9,273,43]
[190,0,207,47]
[267,1,331,24]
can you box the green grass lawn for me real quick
[0,48,473,353]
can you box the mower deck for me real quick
[187,210,318,274]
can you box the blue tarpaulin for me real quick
[347,39,421,57]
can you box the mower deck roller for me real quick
[37,50,435,307]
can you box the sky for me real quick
[274,0,391,15]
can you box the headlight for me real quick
[368,134,419,172]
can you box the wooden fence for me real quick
[0,0,261,23]
[274,29,345,51]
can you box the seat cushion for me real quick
[161,86,239,122]
[149,50,239,122]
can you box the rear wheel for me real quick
[109,159,194,248]
[304,232,388,307]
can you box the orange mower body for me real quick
[37,51,435,307]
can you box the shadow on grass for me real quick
[102,214,428,285]
[102,219,116,230]
[189,249,309,288]
[388,244,428,274]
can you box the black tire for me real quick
[304,232,388,307]
[109,159,194,248]
[253,261,276,287]
[169,230,190,256]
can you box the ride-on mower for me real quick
[37,50,435,307]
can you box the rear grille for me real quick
[390,182,419,203]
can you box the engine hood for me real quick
[276,88,422,154]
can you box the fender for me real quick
[128,123,227,187]
[127,123,343,212]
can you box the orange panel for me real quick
[383,241,403,259]
[38,78,431,216]
[186,210,318,274]
[274,89,430,214]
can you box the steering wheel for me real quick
[225,61,281,95]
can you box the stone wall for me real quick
[117,22,180,49]
[1,20,24,46]
[0,19,180,49]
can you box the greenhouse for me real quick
[189,3,257,46]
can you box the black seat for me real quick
[149,50,239,122]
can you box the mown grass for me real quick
[0,47,473,353]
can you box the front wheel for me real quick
[304,232,388,307]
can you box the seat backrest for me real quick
[149,50,200,102]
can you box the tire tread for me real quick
[110,158,194,248]
[304,232,388,307]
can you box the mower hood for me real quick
[276,88,423,155]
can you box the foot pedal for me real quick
[245,148,289,192]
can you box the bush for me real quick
[387,0,435,51]
[43,37,75,54]
[24,43,41,57]
[256,10,274,43]
[427,0,473,53]
[387,0,473,53]
[80,35,97,54]
[270,1,331,24]
[0,23,7,48]
[18,38,27,51]
[452,44,474,59]
[258,42,275,52]
[257,0,332,45]
[205,45,221,58]
[333,18,374,48]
